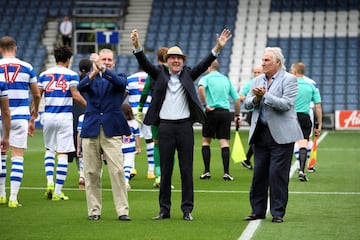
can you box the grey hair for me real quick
[99,48,115,63]
[265,47,286,71]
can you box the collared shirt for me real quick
[159,72,190,120]
[259,71,278,125]
[295,77,321,114]
[198,71,239,109]
[60,20,72,35]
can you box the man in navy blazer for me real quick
[243,47,303,223]
[130,28,232,221]
[77,49,131,221]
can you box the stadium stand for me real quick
[0,0,74,75]
[0,0,358,115]
[143,0,237,75]
[236,0,358,114]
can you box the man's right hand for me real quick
[130,29,140,49]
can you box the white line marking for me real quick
[17,187,360,195]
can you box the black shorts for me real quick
[297,113,312,139]
[202,108,232,139]
[245,111,252,125]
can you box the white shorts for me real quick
[0,119,29,149]
[140,123,152,140]
[43,118,75,153]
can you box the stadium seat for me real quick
[347,84,358,95]
[334,102,346,111]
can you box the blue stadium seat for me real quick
[335,66,346,77]
[313,38,324,49]
[336,84,346,95]
[310,74,322,84]
[346,103,358,111]
[347,84,358,95]
[321,84,333,95]
[146,0,237,76]
[335,49,347,59]
[322,104,333,113]
[347,66,358,77]
[324,38,335,49]
[267,38,278,46]
[347,49,358,59]
[334,102,346,111]
[186,56,197,67]
[313,1,327,11]
[312,48,323,59]
[270,0,282,11]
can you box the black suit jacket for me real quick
[134,50,216,126]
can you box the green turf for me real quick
[0,130,359,240]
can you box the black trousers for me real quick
[250,122,294,217]
[62,35,71,47]
[158,119,194,214]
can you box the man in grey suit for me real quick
[243,47,303,223]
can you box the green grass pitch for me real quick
[0,130,359,240]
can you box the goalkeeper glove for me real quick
[136,108,145,124]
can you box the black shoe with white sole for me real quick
[223,173,234,181]
[241,160,253,170]
[200,172,211,179]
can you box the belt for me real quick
[160,118,190,124]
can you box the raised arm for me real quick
[130,29,141,49]
[212,28,232,54]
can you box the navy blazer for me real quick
[77,69,131,138]
[133,50,215,126]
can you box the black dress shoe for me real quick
[272,216,283,223]
[183,212,193,221]
[152,212,170,220]
[88,215,100,221]
[119,215,131,221]
[244,214,265,221]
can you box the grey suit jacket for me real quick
[244,70,303,144]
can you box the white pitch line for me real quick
[238,132,328,240]
[17,187,360,195]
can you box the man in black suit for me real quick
[130,28,232,221]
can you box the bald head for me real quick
[210,59,220,70]
[253,65,263,77]
[290,62,306,77]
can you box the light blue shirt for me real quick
[159,72,190,120]
[259,73,278,125]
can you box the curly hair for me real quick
[54,45,73,63]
